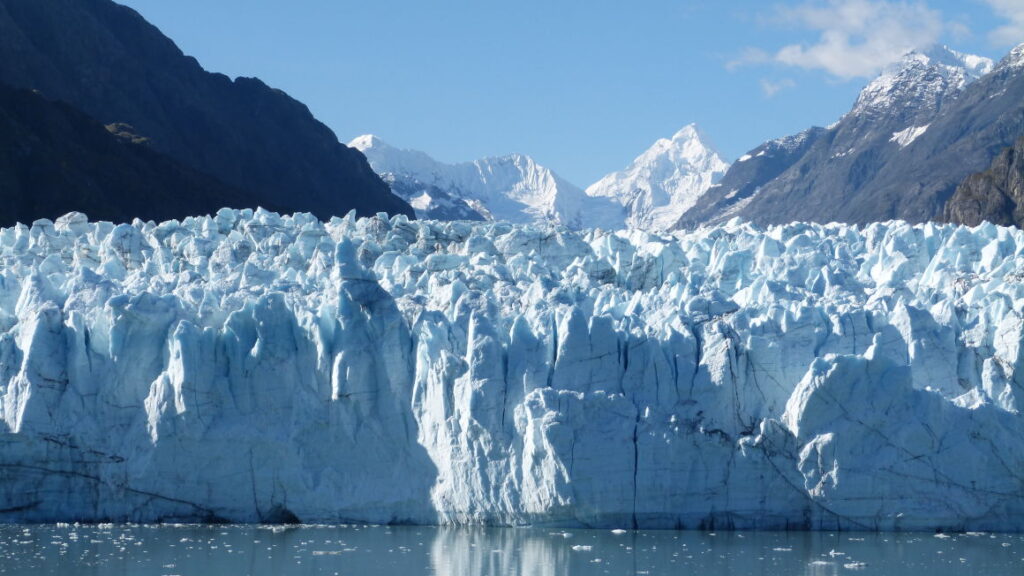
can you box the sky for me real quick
[117,0,1024,187]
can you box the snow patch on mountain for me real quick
[996,42,1024,71]
[890,124,930,147]
[1,210,1022,529]
[585,124,729,231]
[351,135,623,229]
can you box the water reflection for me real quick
[431,527,571,576]
[0,524,1019,575]
[427,528,1023,576]
[430,528,842,575]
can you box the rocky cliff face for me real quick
[945,135,1024,227]
[0,0,413,221]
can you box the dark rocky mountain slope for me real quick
[677,127,827,227]
[944,134,1024,227]
[0,83,256,225]
[0,0,413,221]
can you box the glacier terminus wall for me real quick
[0,209,1022,530]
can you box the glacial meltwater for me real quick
[0,524,1020,575]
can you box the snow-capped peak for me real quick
[349,133,389,151]
[853,45,993,115]
[995,42,1024,71]
[642,124,720,163]
[669,123,705,144]
[349,134,450,184]
[348,135,624,229]
[919,45,994,79]
[585,123,729,231]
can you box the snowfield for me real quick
[0,209,1022,530]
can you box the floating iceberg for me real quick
[0,210,1021,530]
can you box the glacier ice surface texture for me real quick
[0,209,1022,530]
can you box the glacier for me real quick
[0,210,1022,530]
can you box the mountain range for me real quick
[1,0,1023,232]
[358,44,1024,232]
[354,124,729,232]
[350,134,625,229]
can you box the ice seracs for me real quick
[0,211,1022,530]
[585,124,729,232]
[351,135,624,229]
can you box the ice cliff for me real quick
[0,210,1022,531]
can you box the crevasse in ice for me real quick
[0,209,1021,530]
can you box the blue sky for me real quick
[118,0,1023,186]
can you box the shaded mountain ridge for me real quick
[0,0,412,222]
[0,83,258,225]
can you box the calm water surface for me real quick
[0,524,1020,575]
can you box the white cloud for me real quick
[726,47,771,71]
[982,0,1024,46]
[760,78,796,97]
[734,0,947,80]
